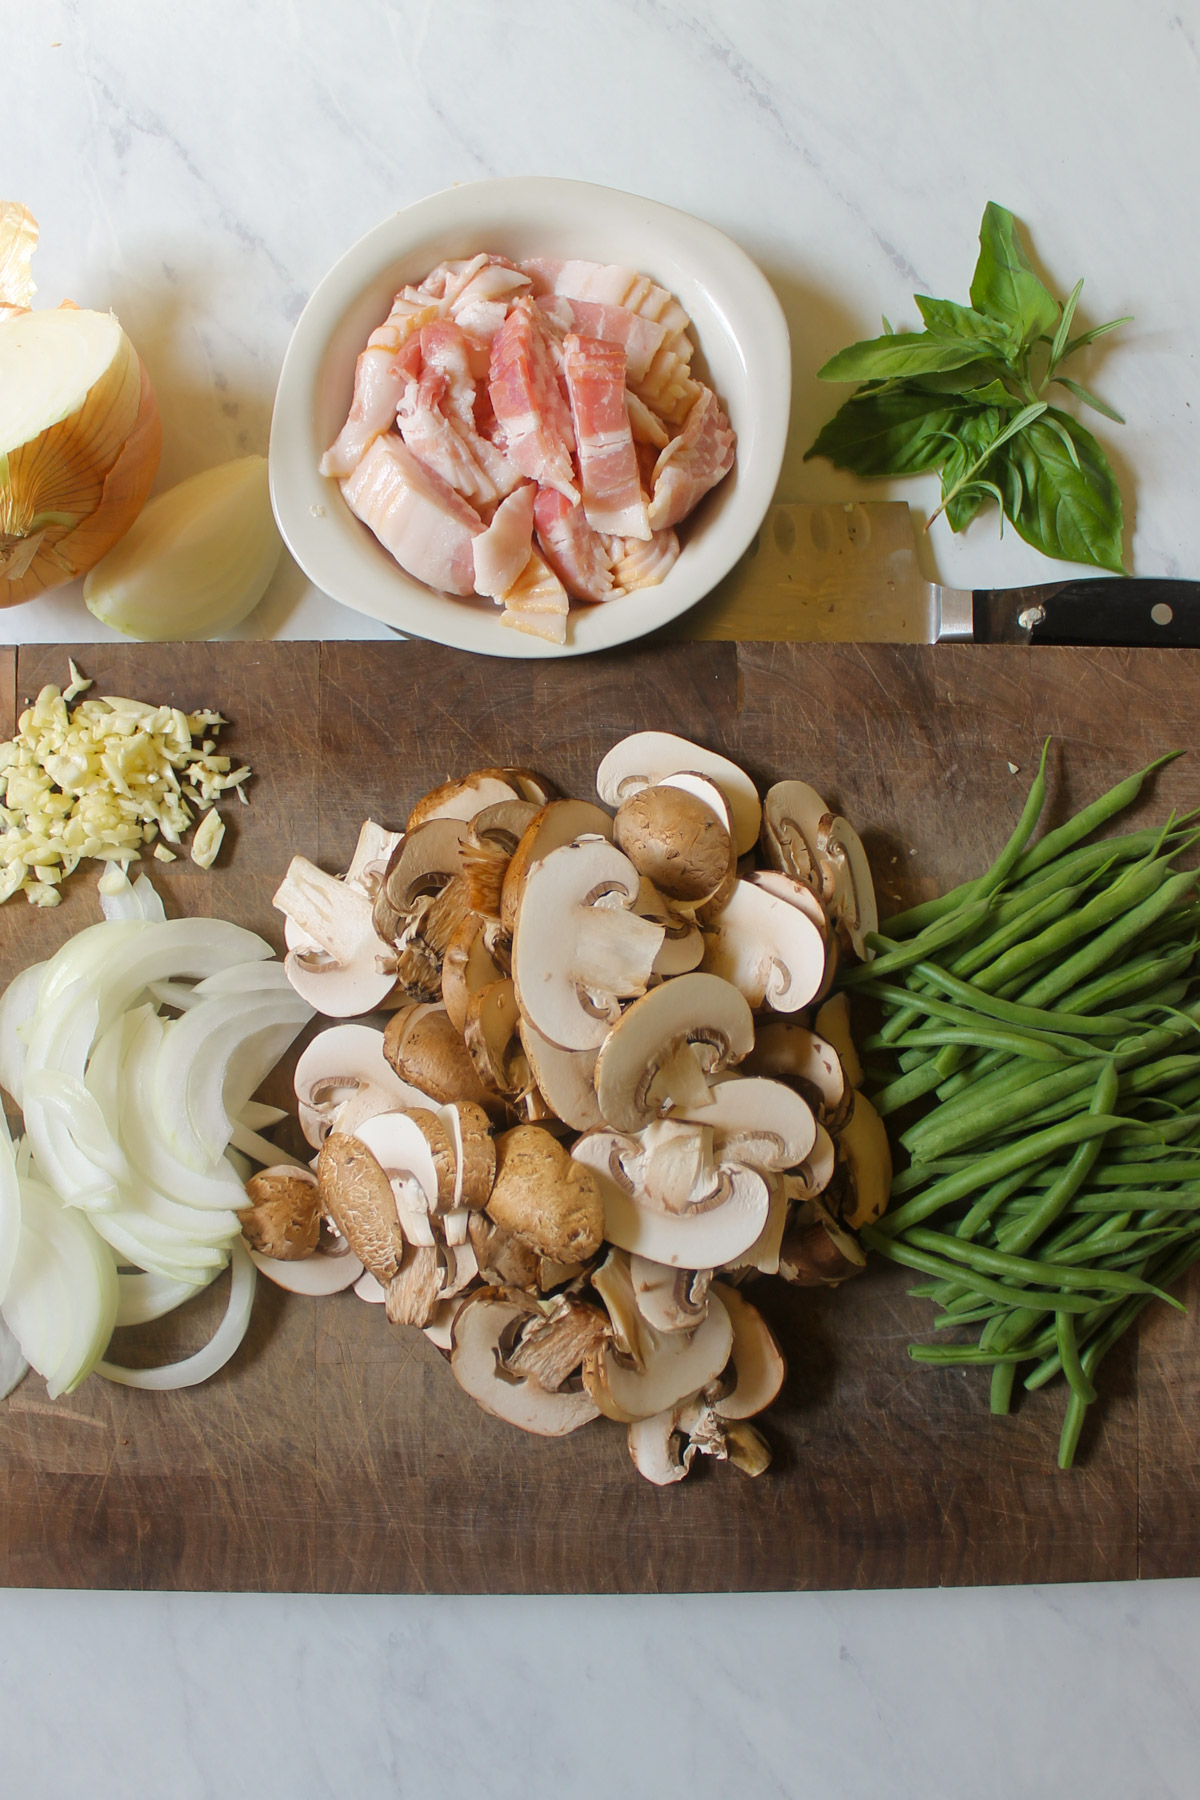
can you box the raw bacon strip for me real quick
[647,386,736,532]
[499,548,570,645]
[368,299,438,353]
[523,259,693,353]
[611,529,680,591]
[420,321,489,428]
[534,486,616,603]
[341,434,481,597]
[320,335,423,478]
[473,485,536,599]
[450,262,531,317]
[488,298,579,503]
[399,368,504,511]
[557,299,667,384]
[562,334,650,542]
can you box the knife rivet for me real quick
[1017,605,1045,631]
[1151,603,1174,626]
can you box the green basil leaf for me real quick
[1062,315,1133,359]
[1051,374,1126,424]
[959,378,1022,409]
[817,331,990,383]
[969,203,1060,346]
[915,294,1014,353]
[940,407,1003,532]
[1001,408,1126,573]
[1048,276,1084,374]
[804,387,967,476]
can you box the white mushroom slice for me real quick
[441,912,507,1034]
[633,879,704,976]
[351,1111,441,1248]
[657,771,734,836]
[573,1130,771,1267]
[408,769,525,830]
[294,1022,434,1147]
[626,1397,724,1485]
[511,838,664,1051]
[635,1118,719,1212]
[785,1122,837,1201]
[700,879,827,1014]
[596,731,762,857]
[671,1076,817,1177]
[818,815,878,962]
[815,993,864,1090]
[592,972,754,1132]
[518,1019,604,1133]
[752,869,830,939]
[343,820,404,900]
[274,856,397,1017]
[463,978,528,1100]
[583,1288,733,1423]
[249,1244,364,1295]
[720,1172,789,1276]
[707,1283,785,1418]
[630,1254,711,1334]
[614,784,732,907]
[743,1021,851,1132]
[500,798,614,934]
[838,1091,892,1228]
[440,1238,479,1297]
[759,779,828,888]
[450,1288,600,1437]
[779,1198,867,1286]
[590,1246,647,1367]
[355,1269,388,1303]
[760,782,878,960]
[423,1291,469,1352]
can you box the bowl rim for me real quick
[269,175,790,659]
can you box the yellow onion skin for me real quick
[0,322,162,609]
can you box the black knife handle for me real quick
[972,579,1200,647]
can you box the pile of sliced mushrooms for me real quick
[263,733,890,1485]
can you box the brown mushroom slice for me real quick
[275,855,398,1017]
[595,731,761,858]
[626,1402,707,1485]
[742,1021,852,1133]
[630,1254,711,1334]
[590,1245,648,1367]
[442,1099,496,1212]
[499,798,614,934]
[707,1282,786,1419]
[518,1019,604,1133]
[511,837,664,1052]
[633,880,705,978]
[700,879,827,1014]
[316,1130,411,1282]
[815,992,864,1090]
[779,1198,867,1286]
[463,978,529,1100]
[816,813,879,962]
[838,1090,892,1228]
[383,1002,497,1115]
[592,972,755,1132]
[238,1166,322,1260]
[386,1243,449,1327]
[441,913,507,1033]
[350,1110,441,1249]
[450,1287,600,1437]
[503,1298,609,1391]
[487,1124,605,1263]
[468,1211,541,1290]
[760,779,827,888]
[583,1287,733,1423]
[406,768,526,831]
[572,1130,771,1267]
[248,1242,365,1295]
[760,782,878,961]
[294,1023,433,1148]
[613,783,733,906]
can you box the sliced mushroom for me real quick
[518,1019,604,1133]
[248,1241,365,1295]
[760,781,877,960]
[592,971,754,1132]
[274,855,397,1016]
[707,1283,785,1419]
[583,1287,733,1423]
[238,1165,321,1260]
[499,798,614,934]
[422,1291,470,1353]
[751,870,837,1004]
[837,1090,892,1228]
[374,819,473,999]
[511,837,664,1051]
[386,1243,449,1327]
[814,992,864,1090]
[486,1124,605,1263]
[672,1076,818,1181]
[463,978,529,1100]
[316,1130,410,1283]
[342,820,404,900]
[590,1245,648,1367]
[349,1110,442,1249]
[450,1287,600,1436]
[633,879,705,978]
[294,1023,433,1149]
[700,878,827,1014]
[382,1002,497,1114]
[596,732,762,858]
[573,1129,771,1268]
[441,912,508,1033]
[468,1211,541,1290]
[503,1297,609,1391]
[779,1198,867,1286]
[407,768,527,831]
[613,782,733,905]
[743,1020,853,1133]
[785,1122,837,1201]
[630,1254,710,1333]
[721,1173,789,1276]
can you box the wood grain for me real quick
[1,640,1198,1592]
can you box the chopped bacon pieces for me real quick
[322,254,736,640]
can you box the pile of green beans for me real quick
[842,746,1200,1469]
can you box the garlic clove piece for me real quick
[83,454,283,641]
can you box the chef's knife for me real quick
[673,501,1200,645]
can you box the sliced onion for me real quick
[238,1101,288,1131]
[97,1239,255,1389]
[0,960,45,1106]
[0,1110,21,1304]
[0,1314,29,1398]
[2,1176,119,1397]
[194,962,296,998]
[152,993,312,1172]
[116,1269,210,1327]
[119,1010,248,1210]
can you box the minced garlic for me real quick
[0,662,251,904]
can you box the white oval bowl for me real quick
[269,177,790,659]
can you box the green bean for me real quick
[864,970,1137,1041]
[1058,941,1200,1019]
[1010,753,1184,885]
[990,1361,1018,1413]
[909,1344,1049,1367]
[1017,866,1200,1012]
[897,1225,1177,1302]
[1055,1312,1098,1405]
[860,1225,1145,1312]
[996,1061,1118,1256]
[847,896,999,984]
[884,1026,1075,1061]
[872,1061,947,1118]
[901,1060,1107,1160]
[949,880,1097,980]
[957,1161,1055,1241]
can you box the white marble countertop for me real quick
[5,1,1200,1793]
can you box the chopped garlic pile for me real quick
[0,661,251,905]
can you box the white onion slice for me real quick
[0,1108,21,1304]
[238,1101,287,1130]
[0,1314,28,1398]
[0,961,45,1106]
[116,1268,209,1327]
[2,1176,119,1397]
[152,993,312,1172]
[194,962,295,997]
[120,1011,247,1210]
[227,1118,309,1171]
[97,1239,255,1389]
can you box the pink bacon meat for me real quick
[562,333,650,541]
[319,334,422,479]
[487,298,578,502]
[533,486,617,603]
[340,433,480,597]
[648,386,736,532]
[473,485,536,600]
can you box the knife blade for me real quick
[673,501,1200,645]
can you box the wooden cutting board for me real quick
[1,637,1199,1594]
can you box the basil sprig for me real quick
[805,203,1130,573]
